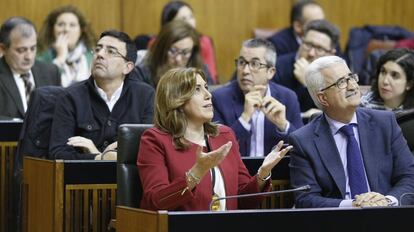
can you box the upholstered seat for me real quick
[116,124,153,208]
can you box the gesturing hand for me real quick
[258,141,292,179]
[191,142,232,179]
[67,136,100,154]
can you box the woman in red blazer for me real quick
[137,68,292,211]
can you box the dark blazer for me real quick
[289,108,414,208]
[212,81,303,157]
[0,57,61,119]
[274,52,316,112]
[49,77,155,160]
[268,27,299,57]
[138,126,270,211]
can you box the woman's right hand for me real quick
[53,33,69,65]
[190,142,232,179]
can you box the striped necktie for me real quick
[20,73,34,103]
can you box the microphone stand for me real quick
[209,185,311,211]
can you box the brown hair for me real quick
[145,20,202,87]
[154,67,218,150]
[38,5,96,52]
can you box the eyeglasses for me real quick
[92,46,129,61]
[320,73,359,92]
[168,47,192,59]
[302,41,332,55]
[235,58,270,71]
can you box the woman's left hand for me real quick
[258,140,292,179]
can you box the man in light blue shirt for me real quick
[289,55,414,208]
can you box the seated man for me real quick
[289,55,414,208]
[267,0,324,57]
[0,17,61,120]
[49,30,154,160]
[275,19,339,115]
[212,38,303,157]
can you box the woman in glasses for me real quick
[135,0,218,83]
[134,20,213,88]
[361,48,414,112]
[37,5,96,87]
[138,67,291,211]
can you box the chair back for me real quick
[117,124,152,207]
[396,109,414,153]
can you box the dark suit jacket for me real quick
[274,52,316,112]
[289,108,414,208]
[268,27,298,57]
[0,57,61,119]
[212,81,303,157]
[49,77,155,160]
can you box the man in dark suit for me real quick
[0,17,61,119]
[212,38,303,157]
[49,30,154,160]
[267,0,324,57]
[275,19,339,115]
[289,55,414,208]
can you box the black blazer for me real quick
[0,57,61,119]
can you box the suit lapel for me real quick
[356,108,379,191]
[0,58,25,115]
[314,115,347,197]
[31,61,45,86]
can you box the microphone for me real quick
[209,185,311,211]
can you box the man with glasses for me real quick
[212,38,303,157]
[275,19,339,116]
[289,55,414,208]
[268,0,325,57]
[49,30,154,160]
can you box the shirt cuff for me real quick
[339,199,354,207]
[238,116,251,131]
[386,195,398,206]
[277,121,290,134]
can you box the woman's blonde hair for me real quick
[154,67,218,150]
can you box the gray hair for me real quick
[242,38,277,67]
[306,56,347,109]
[0,17,36,48]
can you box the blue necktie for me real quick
[339,124,368,198]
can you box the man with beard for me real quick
[49,30,154,160]
[212,38,302,157]
[289,55,414,208]
[275,19,339,117]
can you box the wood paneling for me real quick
[1,0,414,82]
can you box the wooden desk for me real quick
[23,157,117,232]
[116,205,414,232]
[0,120,22,232]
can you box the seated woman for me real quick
[136,0,218,83]
[37,5,95,87]
[361,48,414,112]
[137,68,292,211]
[134,20,213,87]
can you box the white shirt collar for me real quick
[94,80,124,112]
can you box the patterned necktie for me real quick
[339,124,369,198]
[20,73,34,103]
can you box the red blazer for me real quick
[137,125,270,211]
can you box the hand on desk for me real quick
[353,192,390,207]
